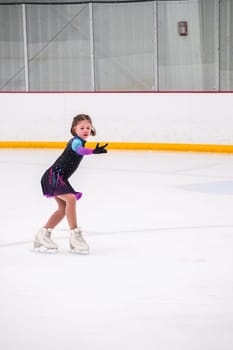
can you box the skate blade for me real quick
[33,246,58,254]
[70,248,89,255]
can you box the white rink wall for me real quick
[0,92,233,145]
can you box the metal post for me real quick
[225,0,231,90]
[214,0,220,91]
[89,2,95,91]
[153,1,158,91]
[22,4,29,91]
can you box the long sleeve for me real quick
[71,137,93,156]
[76,147,93,155]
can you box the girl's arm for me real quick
[72,138,108,155]
[75,147,93,155]
[71,138,93,155]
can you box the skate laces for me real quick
[75,232,85,243]
[45,230,52,238]
[73,229,85,243]
[44,229,55,244]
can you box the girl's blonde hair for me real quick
[70,114,96,136]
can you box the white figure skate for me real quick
[34,228,58,252]
[69,227,89,254]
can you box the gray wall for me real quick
[0,0,232,91]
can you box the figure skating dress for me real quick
[41,137,92,200]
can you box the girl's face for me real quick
[73,120,92,140]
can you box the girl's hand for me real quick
[93,143,108,154]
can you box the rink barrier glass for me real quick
[0,141,233,153]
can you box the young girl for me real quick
[34,114,108,253]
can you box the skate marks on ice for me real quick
[177,180,233,195]
[1,223,233,248]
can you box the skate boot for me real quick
[69,227,89,254]
[34,228,58,251]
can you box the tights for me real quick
[44,194,77,230]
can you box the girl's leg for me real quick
[57,194,77,229]
[44,197,66,229]
[56,193,89,253]
[34,197,66,250]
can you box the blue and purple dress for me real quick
[41,136,93,200]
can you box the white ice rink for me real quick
[1,148,233,350]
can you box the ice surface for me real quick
[0,149,233,350]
